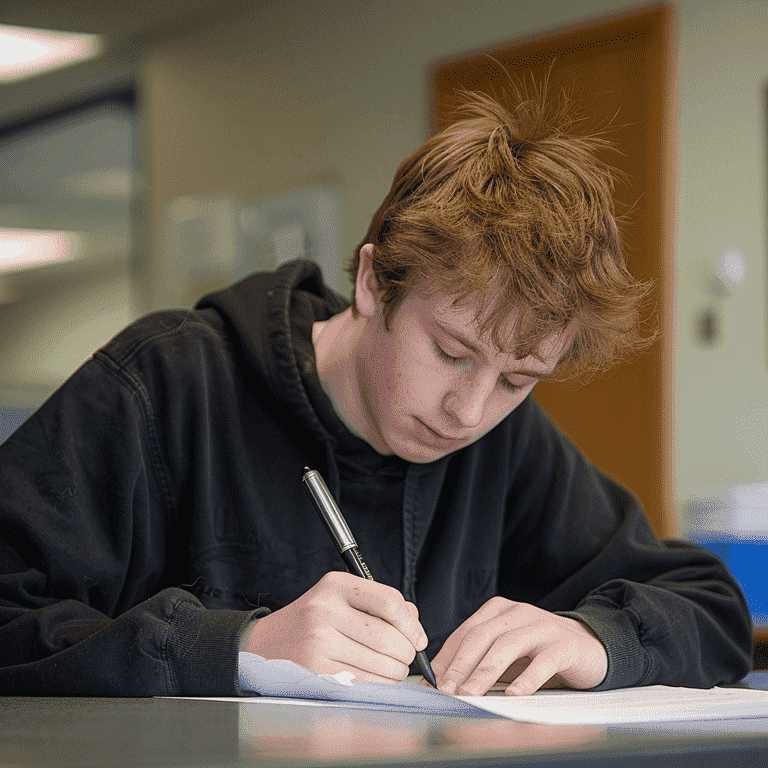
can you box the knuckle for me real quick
[318,570,338,586]
[381,584,405,607]
[304,625,326,644]
[381,595,409,625]
[465,624,498,647]
[317,570,346,593]
[390,658,411,680]
[443,658,474,681]
[473,659,500,680]
[304,595,335,624]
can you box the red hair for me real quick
[348,79,655,377]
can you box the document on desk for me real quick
[456,685,768,724]
[234,652,479,716]
[176,653,768,725]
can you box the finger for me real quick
[335,610,417,666]
[503,649,563,696]
[437,618,514,694]
[404,601,428,651]
[341,577,428,652]
[449,625,549,696]
[431,597,520,680]
[320,628,412,683]
[498,656,533,684]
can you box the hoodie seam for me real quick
[93,351,177,529]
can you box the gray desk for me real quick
[2,674,767,768]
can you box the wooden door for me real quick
[430,4,676,537]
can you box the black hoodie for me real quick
[0,260,753,696]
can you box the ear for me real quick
[354,243,382,319]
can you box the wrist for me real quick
[238,607,272,654]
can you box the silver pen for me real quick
[302,466,437,688]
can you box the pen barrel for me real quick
[302,469,357,552]
[341,547,375,581]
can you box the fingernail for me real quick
[440,680,457,695]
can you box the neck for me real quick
[312,308,367,441]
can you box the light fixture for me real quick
[0,25,101,82]
[0,229,82,272]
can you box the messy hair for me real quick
[347,77,656,378]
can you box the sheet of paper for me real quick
[235,652,480,716]
[173,654,768,725]
[457,685,768,724]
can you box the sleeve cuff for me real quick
[557,599,649,690]
[164,595,267,696]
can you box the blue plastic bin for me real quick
[689,535,767,628]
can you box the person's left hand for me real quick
[430,597,608,696]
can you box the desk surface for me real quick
[2,674,768,768]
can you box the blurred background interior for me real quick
[0,0,766,658]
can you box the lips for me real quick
[417,418,468,442]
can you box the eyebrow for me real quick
[433,321,557,380]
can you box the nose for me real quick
[442,370,497,428]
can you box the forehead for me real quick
[407,288,571,370]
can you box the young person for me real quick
[0,85,752,697]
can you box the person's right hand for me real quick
[240,571,428,683]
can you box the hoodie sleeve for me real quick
[498,399,754,690]
[0,349,257,697]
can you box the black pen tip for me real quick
[416,650,437,689]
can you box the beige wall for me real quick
[141,0,645,307]
[675,0,768,508]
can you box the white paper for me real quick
[170,655,768,725]
[457,685,768,724]
[234,652,479,716]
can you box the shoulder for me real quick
[91,308,239,399]
[99,308,229,368]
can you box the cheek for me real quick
[405,370,445,408]
[395,346,451,405]
[366,345,408,415]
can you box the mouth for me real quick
[416,418,469,443]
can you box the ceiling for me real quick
[0,0,241,129]
[0,0,232,36]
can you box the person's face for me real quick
[354,263,569,464]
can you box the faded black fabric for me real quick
[0,260,753,696]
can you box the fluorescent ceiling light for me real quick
[0,25,101,82]
[0,229,82,272]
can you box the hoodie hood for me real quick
[196,259,349,445]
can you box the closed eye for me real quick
[433,341,528,393]
[499,377,527,393]
[433,342,467,367]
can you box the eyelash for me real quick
[432,343,525,393]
